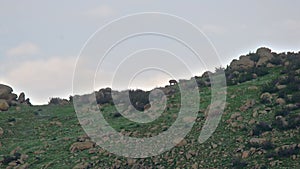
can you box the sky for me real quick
[1,0,300,105]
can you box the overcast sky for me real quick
[1,0,300,104]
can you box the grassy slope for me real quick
[0,67,299,168]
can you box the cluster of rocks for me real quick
[0,84,31,111]
[0,147,29,169]
[229,47,277,71]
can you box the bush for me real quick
[270,56,282,65]
[261,81,278,93]
[252,122,272,136]
[261,140,275,150]
[249,53,260,62]
[232,158,247,168]
[238,73,253,83]
[129,89,150,111]
[291,92,300,103]
[275,109,290,117]
[277,146,300,158]
[273,114,300,130]
[253,67,269,76]
[49,97,60,104]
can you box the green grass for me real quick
[0,67,299,168]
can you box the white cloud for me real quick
[6,42,40,57]
[284,19,300,31]
[3,57,76,104]
[85,5,116,18]
[201,24,226,35]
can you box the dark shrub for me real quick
[291,92,300,103]
[277,146,299,158]
[232,158,247,168]
[275,109,290,117]
[261,140,275,150]
[113,112,121,118]
[261,81,278,93]
[49,97,61,105]
[128,89,150,111]
[270,56,282,65]
[278,90,287,99]
[287,114,300,129]
[238,73,253,83]
[96,88,113,105]
[253,67,269,76]
[249,53,260,62]
[273,114,300,130]
[252,122,272,136]
[196,79,207,87]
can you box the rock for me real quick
[252,111,258,118]
[73,162,91,169]
[127,158,136,166]
[18,163,30,169]
[260,92,273,104]
[20,154,29,162]
[0,99,9,111]
[230,55,255,71]
[276,98,286,105]
[18,92,26,103]
[230,112,241,120]
[211,143,218,149]
[8,161,17,166]
[0,84,13,98]
[144,103,151,110]
[3,93,18,104]
[240,99,256,111]
[276,85,287,90]
[242,151,250,159]
[266,63,275,68]
[252,74,258,79]
[237,116,243,122]
[70,141,95,153]
[248,119,256,125]
[183,116,196,123]
[174,138,187,147]
[201,71,212,78]
[249,138,267,146]
[285,104,298,110]
[256,47,274,67]
[248,86,258,90]
[24,98,31,106]
[0,127,4,137]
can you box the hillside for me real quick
[0,47,300,168]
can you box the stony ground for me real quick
[0,67,300,169]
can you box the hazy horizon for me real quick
[1,1,300,104]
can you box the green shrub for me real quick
[270,56,282,65]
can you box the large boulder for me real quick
[0,84,13,98]
[0,99,9,111]
[260,92,273,104]
[229,55,255,71]
[256,47,274,67]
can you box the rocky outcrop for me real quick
[256,47,274,67]
[0,84,31,111]
[229,55,255,71]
